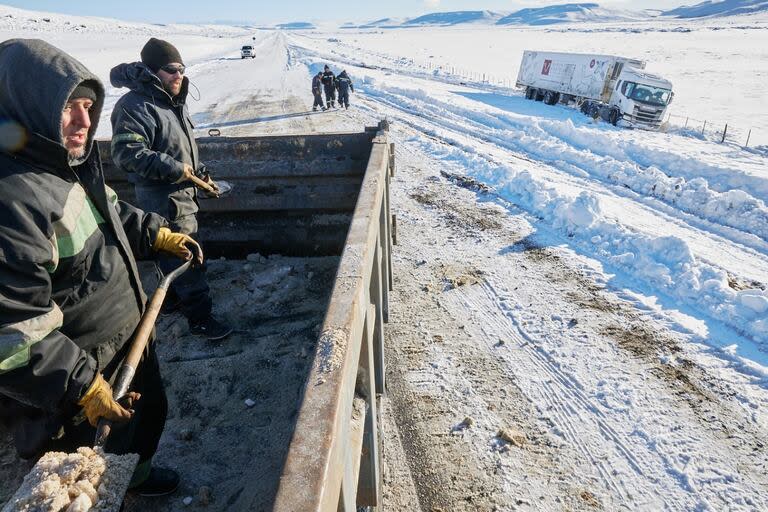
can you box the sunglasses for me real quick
[160,64,186,75]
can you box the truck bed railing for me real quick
[270,122,394,511]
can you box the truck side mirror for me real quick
[669,92,675,105]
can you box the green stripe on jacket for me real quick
[0,304,64,373]
[51,184,106,262]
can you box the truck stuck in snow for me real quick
[516,50,674,130]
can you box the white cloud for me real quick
[424,0,441,8]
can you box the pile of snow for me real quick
[432,139,768,343]
[357,78,768,343]
[401,11,507,27]
[663,0,768,18]
[496,3,648,25]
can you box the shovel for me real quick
[3,258,194,512]
[94,257,194,448]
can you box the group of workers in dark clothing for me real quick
[0,37,231,499]
[312,65,355,111]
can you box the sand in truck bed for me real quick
[1,254,338,511]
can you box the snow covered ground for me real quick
[2,4,768,511]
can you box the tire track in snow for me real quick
[448,282,664,508]
[443,276,766,511]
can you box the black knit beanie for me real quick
[140,37,183,72]
[68,80,98,102]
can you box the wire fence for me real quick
[664,113,758,150]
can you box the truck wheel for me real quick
[525,87,536,100]
[552,93,561,105]
[609,109,619,126]
[580,101,590,115]
[535,90,545,102]
[544,91,559,105]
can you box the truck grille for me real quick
[630,106,663,128]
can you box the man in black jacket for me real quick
[0,39,201,496]
[111,38,231,340]
[335,70,355,110]
[312,70,325,112]
[321,64,337,109]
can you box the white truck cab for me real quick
[609,68,673,128]
[241,45,255,59]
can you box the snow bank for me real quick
[409,133,768,344]
[364,81,768,249]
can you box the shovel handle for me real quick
[94,259,192,448]
[189,174,219,197]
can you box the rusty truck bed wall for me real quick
[100,121,394,511]
[101,129,377,257]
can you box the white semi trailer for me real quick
[515,50,674,130]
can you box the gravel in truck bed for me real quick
[1,254,338,511]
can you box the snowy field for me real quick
[2,4,768,511]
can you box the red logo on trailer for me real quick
[590,59,596,68]
[542,59,552,76]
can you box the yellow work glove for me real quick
[78,373,138,427]
[153,227,204,264]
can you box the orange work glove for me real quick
[152,227,204,264]
[78,374,139,427]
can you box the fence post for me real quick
[702,120,707,135]
[721,124,728,143]
[745,129,751,148]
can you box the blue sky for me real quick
[3,1,690,24]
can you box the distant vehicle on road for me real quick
[241,45,255,59]
[516,50,674,130]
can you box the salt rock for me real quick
[497,428,527,447]
[66,493,92,512]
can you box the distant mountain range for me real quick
[401,10,506,27]
[344,0,768,28]
[663,0,768,18]
[496,3,645,25]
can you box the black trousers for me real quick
[324,86,336,107]
[312,90,324,108]
[47,345,167,465]
[338,90,350,109]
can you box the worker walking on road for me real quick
[110,38,232,341]
[321,64,337,109]
[335,70,355,110]
[312,70,325,112]
[0,39,201,496]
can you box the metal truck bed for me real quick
[0,121,394,512]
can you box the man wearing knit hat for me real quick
[0,38,202,497]
[110,38,232,341]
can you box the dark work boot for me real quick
[128,467,180,497]
[189,314,233,340]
